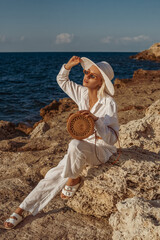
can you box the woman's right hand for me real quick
[65,56,82,70]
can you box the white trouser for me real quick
[19,139,112,216]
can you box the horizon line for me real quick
[0,51,139,53]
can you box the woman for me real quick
[4,56,119,229]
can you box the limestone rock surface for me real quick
[30,121,50,139]
[116,99,160,154]
[0,69,160,239]
[109,196,160,240]
[0,120,27,140]
[114,69,160,125]
[130,42,160,62]
[149,42,160,57]
[66,150,160,218]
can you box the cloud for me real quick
[0,34,6,43]
[101,36,113,44]
[0,34,26,44]
[101,35,150,44]
[56,33,74,44]
[121,35,150,42]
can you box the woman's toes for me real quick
[4,222,13,228]
[4,222,8,227]
[7,222,14,228]
[61,192,66,198]
[8,223,13,228]
[4,217,16,228]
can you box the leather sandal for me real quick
[4,212,24,229]
[61,178,82,200]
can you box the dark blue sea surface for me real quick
[0,52,159,126]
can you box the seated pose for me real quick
[4,56,119,229]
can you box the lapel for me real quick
[90,98,103,114]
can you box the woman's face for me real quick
[83,65,103,90]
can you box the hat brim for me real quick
[80,57,114,96]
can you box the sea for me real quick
[0,52,159,126]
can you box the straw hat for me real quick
[80,57,115,96]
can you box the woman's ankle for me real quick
[15,207,24,216]
[67,176,81,185]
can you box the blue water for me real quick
[0,52,159,126]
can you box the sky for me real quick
[0,0,160,52]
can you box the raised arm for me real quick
[56,56,86,105]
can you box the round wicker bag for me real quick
[67,112,95,140]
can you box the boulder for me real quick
[150,42,160,57]
[66,151,160,218]
[130,42,160,62]
[30,122,50,139]
[145,99,160,116]
[132,69,160,82]
[1,92,160,239]
[0,120,27,141]
[40,98,78,122]
[66,100,160,217]
[109,197,160,240]
[116,99,160,154]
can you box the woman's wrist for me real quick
[64,64,72,70]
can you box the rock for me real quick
[130,42,160,62]
[66,101,160,217]
[0,177,32,204]
[114,69,160,124]
[40,166,52,178]
[150,42,160,57]
[1,68,160,239]
[0,120,27,141]
[0,151,113,239]
[145,99,160,116]
[30,122,50,139]
[18,138,57,152]
[0,138,28,152]
[116,99,160,153]
[40,98,78,122]
[40,99,60,117]
[114,78,130,88]
[132,69,160,82]
[1,203,113,240]
[109,196,160,240]
[66,151,160,218]
[16,122,33,135]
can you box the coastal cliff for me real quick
[0,68,160,240]
[130,42,160,62]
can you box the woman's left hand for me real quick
[79,110,99,122]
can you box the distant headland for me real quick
[130,42,160,62]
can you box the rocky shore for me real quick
[0,68,160,240]
[130,42,160,62]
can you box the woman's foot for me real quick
[4,207,24,229]
[60,176,82,199]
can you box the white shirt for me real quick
[56,64,120,161]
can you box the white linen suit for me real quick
[19,64,119,216]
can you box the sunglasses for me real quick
[83,69,100,79]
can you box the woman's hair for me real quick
[97,77,112,98]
